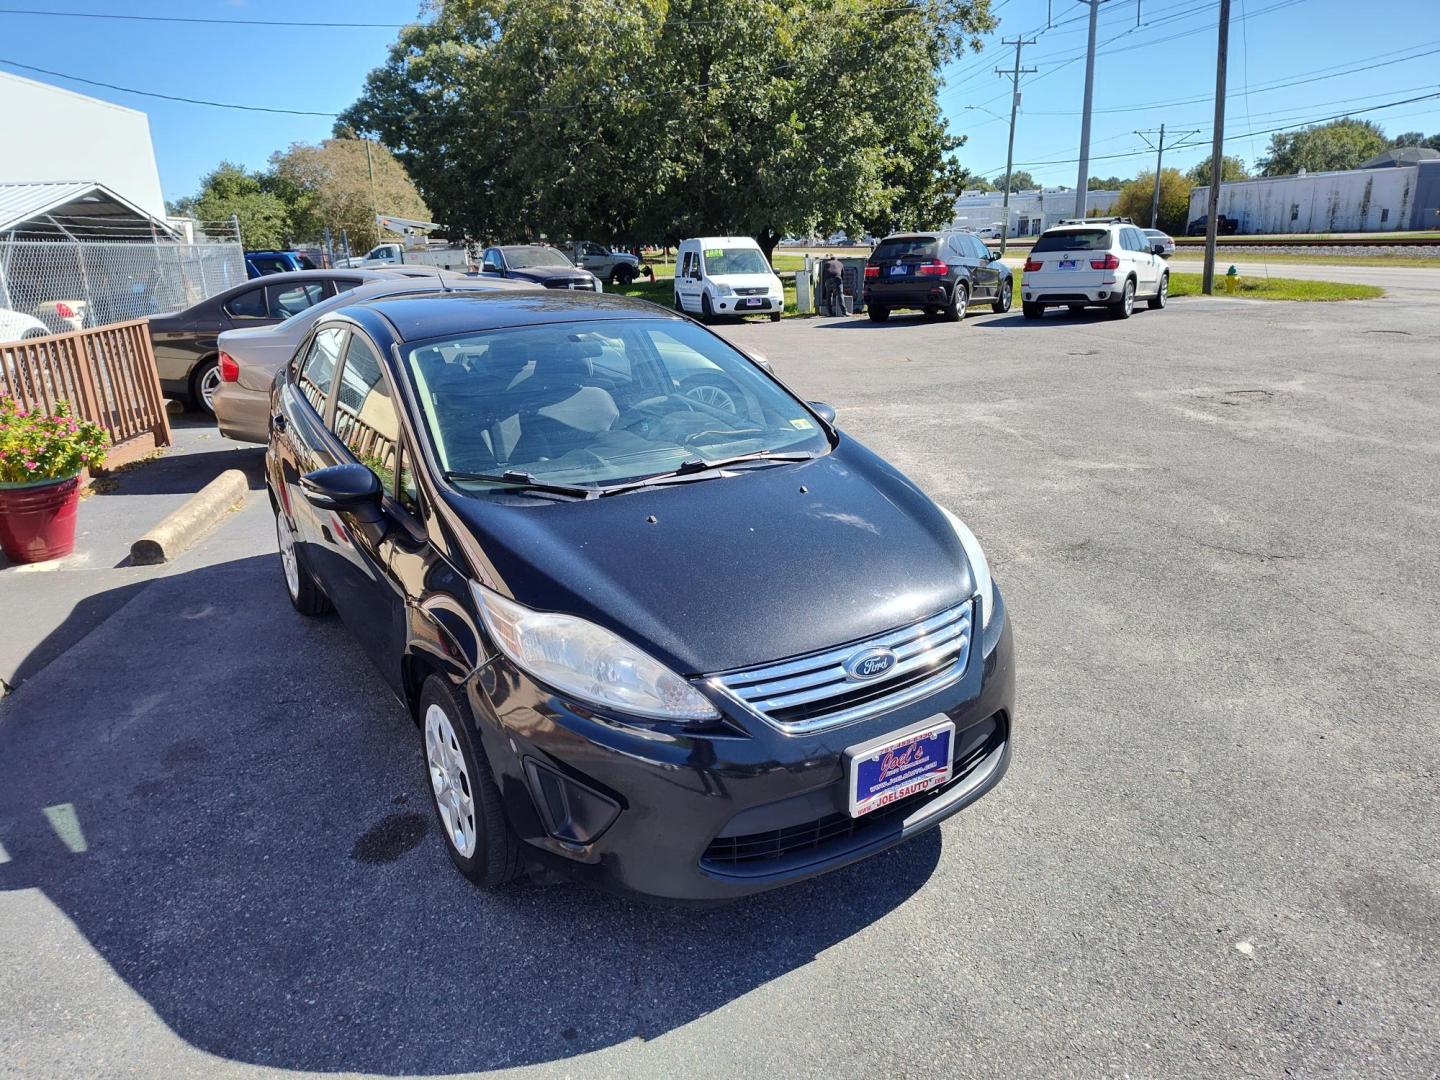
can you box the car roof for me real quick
[496,243,562,250]
[878,232,940,241]
[683,237,759,247]
[351,291,677,342]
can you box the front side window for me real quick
[267,282,328,319]
[333,333,401,491]
[297,326,346,413]
[701,247,769,276]
[225,287,268,319]
[1033,229,1111,253]
[404,317,828,489]
[482,250,504,272]
[504,246,574,269]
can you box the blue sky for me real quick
[1,0,1438,205]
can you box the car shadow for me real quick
[0,553,940,1073]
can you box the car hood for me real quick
[218,324,304,391]
[709,272,782,291]
[442,437,974,675]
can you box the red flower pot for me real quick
[0,474,82,564]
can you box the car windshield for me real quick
[403,317,829,489]
[703,247,770,276]
[1033,230,1111,252]
[505,246,574,269]
[871,237,939,261]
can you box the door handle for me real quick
[271,413,288,433]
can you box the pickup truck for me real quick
[343,243,473,272]
[568,241,642,285]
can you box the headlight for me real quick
[940,507,994,630]
[715,283,735,297]
[472,583,719,722]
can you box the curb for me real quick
[130,469,249,565]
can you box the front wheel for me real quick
[1109,278,1135,320]
[867,305,890,323]
[1021,301,1043,320]
[420,676,523,888]
[943,282,968,323]
[1148,273,1168,309]
[991,276,1013,313]
[700,293,715,324]
[613,265,636,286]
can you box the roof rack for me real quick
[1057,216,1133,225]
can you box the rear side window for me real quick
[225,287,268,318]
[266,282,328,319]
[872,237,939,262]
[297,326,346,414]
[1033,230,1111,253]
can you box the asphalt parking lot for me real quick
[2,292,1438,1079]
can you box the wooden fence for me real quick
[0,319,172,468]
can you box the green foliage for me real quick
[1256,119,1389,177]
[991,170,1035,192]
[1389,130,1440,152]
[341,0,997,258]
[270,138,431,251]
[1113,168,1191,232]
[0,399,108,483]
[1087,175,1124,189]
[1184,155,1249,186]
[1165,272,1383,301]
[186,162,293,249]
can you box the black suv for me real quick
[863,231,1012,322]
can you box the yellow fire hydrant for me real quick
[1224,264,1239,293]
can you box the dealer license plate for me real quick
[1058,258,1080,270]
[888,265,907,276]
[740,297,763,308]
[845,717,956,818]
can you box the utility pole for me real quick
[996,36,1037,257]
[1202,0,1231,294]
[363,136,378,243]
[1073,0,1106,219]
[1136,124,1200,228]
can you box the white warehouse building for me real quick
[951,187,1121,236]
[1189,155,1440,234]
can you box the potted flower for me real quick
[0,397,108,564]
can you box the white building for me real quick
[0,70,166,221]
[951,187,1121,236]
[1188,158,1440,234]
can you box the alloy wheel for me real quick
[1123,280,1135,316]
[275,512,300,600]
[426,704,478,858]
[198,363,222,414]
[683,383,737,412]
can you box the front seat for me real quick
[508,341,619,464]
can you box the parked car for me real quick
[149,268,442,414]
[245,250,318,278]
[0,308,50,343]
[863,229,1012,322]
[30,299,88,334]
[568,241,642,285]
[342,242,474,273]
[214,275,539,443]
[1142,228,1176,258]
[1020,218,1168,320]
[673,236,784,322]
[1185,214,1239,237]
[478,245,602,291]
[267,289,1013,901]
[975,224,1004,240]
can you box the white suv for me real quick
[1019,218,1168,320]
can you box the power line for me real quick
[0,6,414,28]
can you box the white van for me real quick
[674,236,784,322]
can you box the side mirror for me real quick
[300,463,383,520]
[1151,243,1167,255]
[747,350,775,375]
[807,401,837,425]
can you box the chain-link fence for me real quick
[0,239,246,334]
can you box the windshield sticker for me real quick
[791,418,815,429]
[704,248,723,258]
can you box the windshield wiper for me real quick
[444,470,598,499]
[598,450,818,497]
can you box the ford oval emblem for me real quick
[844,647,897,682]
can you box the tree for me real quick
[1256,119,1389,176]
[270,138,431,251]
[1184,155,1249,186]
[1087,175,1124,190]
[992,170,1035,192]
[1390,130,1440,151]
[340,0,997,261]
[1113,168,1191,232]
[185,163,292,248]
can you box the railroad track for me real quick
[983,234,1439,252]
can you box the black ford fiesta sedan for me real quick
[266,291,1014,902]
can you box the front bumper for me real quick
[466,588,1015,902]
[713,293,782,315]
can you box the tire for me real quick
[868,305,890,323]
[1067,304,1086,315]
[419,675,523,888]
[614,265,636,286]
[700,293,715,324]
[943,282,968,323]
[768,311,781,322]
[1148,273,1169,310]
[191,356,220,415]
[1021,302,1043,320]
[674,291,684,313]
[991,276,1013,314]
[1109,277,1136,320]
[275,507,331,616]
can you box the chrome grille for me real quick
[708,603,973,734]
[735,286,769,296]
